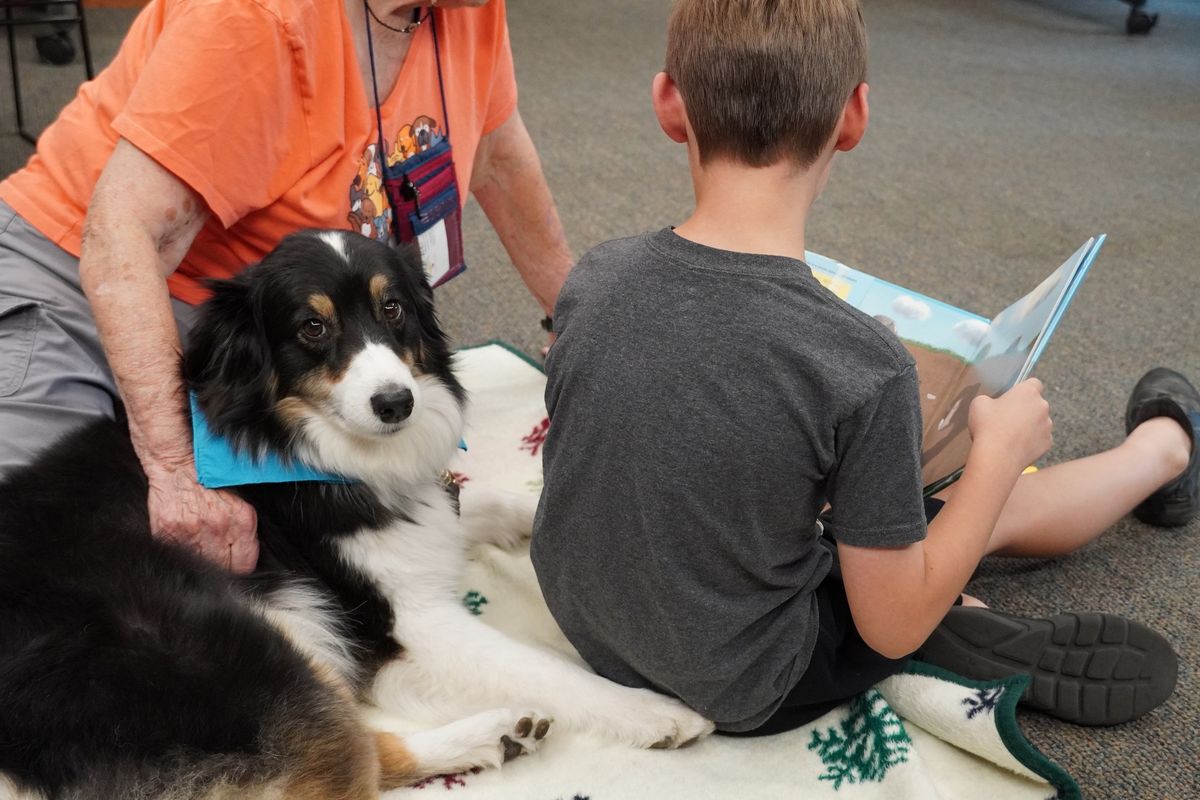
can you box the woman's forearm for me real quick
[471,110,573,316]
[79,140,208,475]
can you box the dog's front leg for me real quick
[376,603,714,749]
[456,484,538,551]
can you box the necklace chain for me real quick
[364,2,427,35]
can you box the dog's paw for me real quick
[403,708,553,776]
[587,687,714,749]
[499,711,554,762]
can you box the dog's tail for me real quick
[227,666,428,799]
[214,664,428,800]
[270,664,388,800]
[45,672,381,800]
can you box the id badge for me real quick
[381,137,467,288]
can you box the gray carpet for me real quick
[3,0,1198,797]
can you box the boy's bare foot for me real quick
[915,607,1177,726]
[1125,367,1200,527]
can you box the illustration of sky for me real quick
[806,239,1096,367]
[854,278,989,361]
[806,251,990,361]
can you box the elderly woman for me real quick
[0,0,572,571]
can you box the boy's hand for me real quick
[968,378,1053,473]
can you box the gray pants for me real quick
[0,200,196,476]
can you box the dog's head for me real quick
[184,230,465,483]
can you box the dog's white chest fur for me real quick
[337,481,469,619]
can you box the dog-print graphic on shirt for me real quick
[347,115,446,243]
[347,142,392,242]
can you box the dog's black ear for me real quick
[182,274,273,435]
[391,244,451,364]
[412,276,448,350]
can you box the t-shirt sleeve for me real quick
[111,0,308,228]
[824,365,928,547]
[480,0,518,135]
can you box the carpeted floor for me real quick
[2,1,1197,797]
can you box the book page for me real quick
[807,252,989,474]
[854,278,991,490]
[970,238,1096,391]
[807,239,1100,493]
[918,238,1101,493]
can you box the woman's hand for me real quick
[146,460,259,572]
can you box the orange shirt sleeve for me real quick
[111,0,310,229]
[480,0,518,135]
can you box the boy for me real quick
[531,0,1195,734]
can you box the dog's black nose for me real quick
[370,387,414,424]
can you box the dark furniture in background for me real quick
[2,0,95,144]
[1121,0,1159,33]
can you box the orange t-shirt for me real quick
[0,0,517,304]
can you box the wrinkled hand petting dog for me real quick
[0,231,712,800]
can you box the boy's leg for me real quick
[916,374,1197,725]
[986,416,1191,557]
[944,368,1199,558]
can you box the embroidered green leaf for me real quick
[807,690,911,789]
[462,590,489,616]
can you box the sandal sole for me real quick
[916,608,1177,726]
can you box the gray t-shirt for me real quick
[531,229,927,731]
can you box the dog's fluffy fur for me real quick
[0,231,711,800]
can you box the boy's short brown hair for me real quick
[665,0,867,168]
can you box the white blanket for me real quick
[381,343,1078,800]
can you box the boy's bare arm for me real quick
[837,379,1053,659]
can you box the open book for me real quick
[807,236,1105,496]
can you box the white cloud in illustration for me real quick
[892,295,932,321]
[953,319,990,346]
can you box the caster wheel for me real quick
[1126,9,1158,35]
[35,31,76,65]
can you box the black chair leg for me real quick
[3,2,36,144]
[3,0,96,144]
[76,0,94,78]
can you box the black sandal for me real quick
[915,606,1177,726]
[1125,367,1200,528]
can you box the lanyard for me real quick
[362,3,453,166]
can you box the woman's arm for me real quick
[470,109,574,319]
[80,139,258,572]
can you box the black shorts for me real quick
[721,496,947,737]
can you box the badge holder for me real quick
[365,8,467,287]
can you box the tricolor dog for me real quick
[0,231,711,800]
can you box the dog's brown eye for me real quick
[382,300,402,321]
[302,318,326,339]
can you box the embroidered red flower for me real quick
[520,417,550,456]
[412,767,480,790]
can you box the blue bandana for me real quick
[190,394,351,488]
[190,394,466,489]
